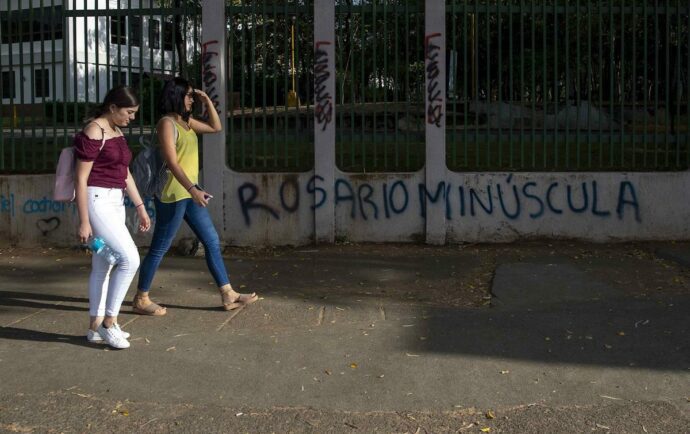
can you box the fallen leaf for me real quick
[617,331,626,336]
[500,370,510,374]
[485,410,495,419]
[166,346,176,352]
[481,428,491,433]
[350,362,358,369]
[324,370,332,375]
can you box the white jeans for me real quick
[87,187,140,317]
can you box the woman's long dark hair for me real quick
[86,85,139,121]
[159,77,195,121]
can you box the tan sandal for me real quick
[132,294,167,316]
[220,288,258,311]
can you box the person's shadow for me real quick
[0,326,99,349]
[0,290,89,312]
[0,290,101,348]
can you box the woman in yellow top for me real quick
[134,77,257,315]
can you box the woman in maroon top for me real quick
[74,86,151,350]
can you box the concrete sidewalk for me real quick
[0,242,688,433]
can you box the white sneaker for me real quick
[87,325,130,343]
[96,324,130,349]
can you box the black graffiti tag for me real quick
[425,32,443,127]
[314,41,333,131]
[202,40,221,116]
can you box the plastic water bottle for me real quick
[88,237,120,265]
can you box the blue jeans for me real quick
[137,198,230,291]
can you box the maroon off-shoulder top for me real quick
[73,133,132,189]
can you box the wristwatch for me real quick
[188,184,202,192]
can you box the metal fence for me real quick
[0,0,201,174]
[1,1,688,174]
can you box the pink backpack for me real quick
[53,125,106,202]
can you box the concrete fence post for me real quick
[313,0,336,243]
[424,0,447,244]
[201,0,227,232]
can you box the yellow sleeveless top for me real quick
[159,120,199,203]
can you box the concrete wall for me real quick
[1,170,687,247]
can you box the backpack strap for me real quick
[159,116,180,144]
[84,121,107,151]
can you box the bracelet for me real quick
[187,184,200,192]
[135,203,145,208]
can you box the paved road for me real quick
[0,242,688,432]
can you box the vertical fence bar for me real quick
[350,1,357,170]
[531,0,536,168]
[542,0,546,168]
[607,1,613,167]
[82,1,89,136]
[249,1,256,168]
[497,0,503,168]
[552,0,558,168]
[62,3,68,147]
[394,2,400,167]
[71,0,78,130]
[620,0,625,168]
[664,0,670,167]
[631,1,636,168]
[260,0,267,169]
[674,0,680,166]
[485,0,490,168]
[50,0,59,162]
[372,0,377,170]
[383,0,388,170]
[568,0,576,170]
[516,0,522,168]
[271,2,278,168]
[654,0,659,167]
[462,2,469,168]
[565,0,570,169]
[587,0,592,168]
[240,2,247,168]
[642,2,649,168]
[39,0,47,170]
[0,2,7,170]
[450,2,456,168]
[470,0,480,168]
[597,0,603,167]
[18,1,26,170]
[27,2,37,171]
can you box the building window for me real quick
[110,16,126,45]
[1,71,16,99]
[0,6,63,43]
[149,19,160,49]
[129,16,142,48]
[34,69,49,98]
[163,20,174,51]
[111,71,127,87]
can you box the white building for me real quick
[0,0,178,108]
